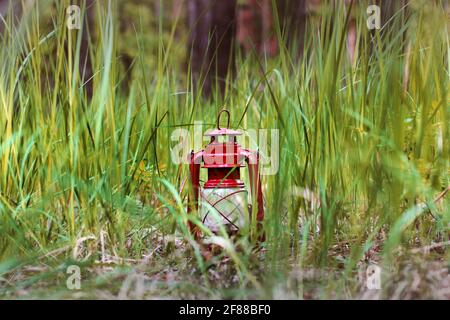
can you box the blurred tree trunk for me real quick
[236,0,308,56]
[61,0,96,98]
[79,0,95,98]
[187,0,237,97]
[236,0,278,56]
[275,0,308,53]
[236,0,261,54]
[0,0,9,34]
[380,0,408,26]
[186,0,311,96]
[0,0,23,34]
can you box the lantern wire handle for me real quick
[217,109,230,130]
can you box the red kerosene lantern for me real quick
[188,110,264,240]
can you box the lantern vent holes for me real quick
[212,135,236,144]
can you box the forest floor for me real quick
[2,231,449,300]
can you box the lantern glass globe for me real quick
[200,187,249,235]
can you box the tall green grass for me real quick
[0,0,448,298]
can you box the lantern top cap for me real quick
[206,108,242,136]
[204,128,242,136]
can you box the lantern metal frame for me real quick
[187,110,264,240]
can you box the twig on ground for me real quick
[411,241,450,254]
